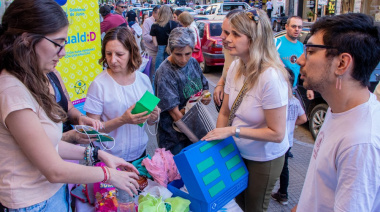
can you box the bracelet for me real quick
[105,166,111,183]
[215,84,224,88]
[101,166,108,183]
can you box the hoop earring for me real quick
[336,75,342,90]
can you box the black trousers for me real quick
[278,147,291,195]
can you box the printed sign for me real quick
[56,0,103,113]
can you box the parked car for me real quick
[196,20,224,73]
[274,29,380,139]
[136,8,153,22]
[271,13,288,32]
[175,7,197,16]
[200,2,251,20]
[194,5,208,14]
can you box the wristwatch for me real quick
[235,127,241,138]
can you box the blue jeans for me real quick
[153,45,168,89]
[128,21,136,27]
[8,185,71,212]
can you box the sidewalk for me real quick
[146,81,314,212]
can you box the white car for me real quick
[175,7,197,16]
[194,5,208,14]
[202,2,251,20]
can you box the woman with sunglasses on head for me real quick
[202,9,291,212]
[0,0,139,210]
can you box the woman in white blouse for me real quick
[84,27,160,162]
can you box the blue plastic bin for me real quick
[168,137,248,212]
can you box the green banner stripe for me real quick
[196,157,214,173]
[203,169,221,186]
[220,144,235,158]
[199,140,222,153]
[231,166,246,181]
[226,155,241,170]
[209,181,225,197]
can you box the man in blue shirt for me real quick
[276,16,304,88]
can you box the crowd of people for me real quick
[0,0,379,211]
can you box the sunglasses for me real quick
[246,9,260,24]
[44,36,67,54]
[120,6,128,8]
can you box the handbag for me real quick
[173,101,216,143]
[227,80,249,126]
[137,51,152,76]
[192,28,204,63]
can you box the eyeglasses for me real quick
[43,36,67,54]
[120,6,127,8]
[246,9,260,24]
[304,44,336,59]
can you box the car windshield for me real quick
[223,4,244,13]
[209,23,222,36]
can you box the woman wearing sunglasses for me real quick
[202,9,291,212]
[0,0,139,210]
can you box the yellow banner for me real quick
[57,0,102,113]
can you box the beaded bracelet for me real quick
[101,166,108,183]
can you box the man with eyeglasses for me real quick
[291,13,380,212]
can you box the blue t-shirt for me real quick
[275,35,303,87]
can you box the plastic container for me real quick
[168,136,248,212]
[131,91,160,127]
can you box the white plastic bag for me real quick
[139,179,173,201]
[136,52,150,73]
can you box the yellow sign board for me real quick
[57,0,103,112]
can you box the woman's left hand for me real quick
[147,106,161,124]
[98,150,139,174]
[78,115,103,131]
[201,127,235,141]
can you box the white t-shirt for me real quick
[266,1,273,9]
[297,93,380,212]
[224,60,289,161]
[84,71,153,161]
[287,96,305,147]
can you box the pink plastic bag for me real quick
[93,163,118,212]
[141,148,181,187]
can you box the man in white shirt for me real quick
[142,5,160,82]
[292,13,380,212]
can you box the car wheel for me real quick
[200,60,210,73]
[309,103,328,140]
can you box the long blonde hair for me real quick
[156,5,172,27]
[229,10,290,93]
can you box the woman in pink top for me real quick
[0,0,139,210]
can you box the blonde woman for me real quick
[202,9,290,212]
[150,5,179,71]
[177,12,199,48]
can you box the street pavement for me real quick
[145,75,314,212]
